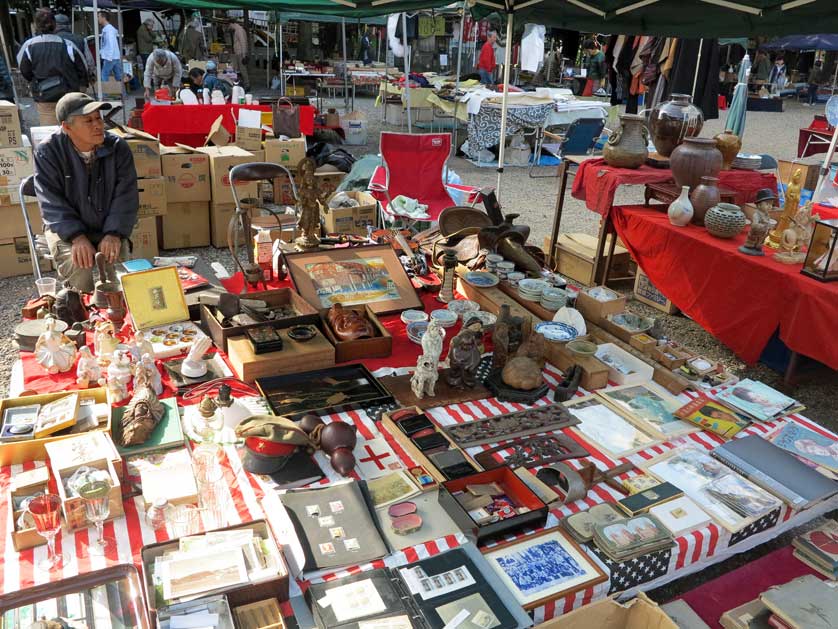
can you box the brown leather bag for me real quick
[272,97,300,138]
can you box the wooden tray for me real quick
[378,370,491,410]
[227,327,335,383]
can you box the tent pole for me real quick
[0,14,17,103]
[94,0,103,101]
[278,13,284,96]
[451,2,466,167]
[496,9,514,200]
[341,17,349,111]
[815,125,838,201]
[402,12,412,133]
[691,38,704,98]
[267,13,271,89]
[117,2,126,117]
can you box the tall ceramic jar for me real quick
[602,114,649,169]
[649,94,704,157]
[705,203,748,238]
[714,129,742,170]
[689,176,721,226]
[670,138,723,190]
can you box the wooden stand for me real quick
[378,370,491,410]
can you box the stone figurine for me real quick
[776,202,820,264]
[135,353,163,395]
[295,157,326,251]
[446,327,482,389]
[410,354,439,399]
[34,315,77,374]
[491,304,524,370]
[75,346,101,388]
[421,319,445,365]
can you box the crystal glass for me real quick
[80,479,113,556]
[198,481,228,531]
[192,447,224,486]
[28,494,64,571]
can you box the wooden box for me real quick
[630,333,658,354]
[200,288,320,353]
[53,457,123,532]
[10,466,50,551]
[227,327,335,383]
[576,289,627,324]
[551,233,631,287]
[652,365,690,395]
[0,389,111,467]
[141,520,289,613]
[778,157,821,192]
[633,268,678,315]
[320,304,392,364]
[650,343,693,369]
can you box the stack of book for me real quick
[714,380,804,423]
[591,513,674,562]
[674,394,751,439]
[792,521,838,579]
[760,574,838,629]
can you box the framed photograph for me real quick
[597,383,698,439]
[481,527,607,610]
[566,396,659,458]
[366,470,420,508]
[121,266,190,330]
[284,244,422,315]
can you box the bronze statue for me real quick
[295,157,326,251]
[491,304,525,370]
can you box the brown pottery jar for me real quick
[649,93,704,157]
[689,176,721,226]
[602,114,649,169]
[670,137,723,190]
[714,129,742,170]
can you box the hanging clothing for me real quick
[521,24,545,73]
[667,38,720,120]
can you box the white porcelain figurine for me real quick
[34,315,77,374]
[75,346,101,388]
[181,336,212,379]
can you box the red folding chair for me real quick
[369,132,481,225]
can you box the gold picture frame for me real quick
[120,266,190,330]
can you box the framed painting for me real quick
[565,395,659,459]
[284,244,422,315]
[481,527,607,610]
[596,383,698,440]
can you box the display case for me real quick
[802,218,838,282]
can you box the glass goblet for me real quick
[28,494,64,572]
[79,479,114,556]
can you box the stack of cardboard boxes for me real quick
[0,101,43,278]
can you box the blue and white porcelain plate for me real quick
[430,309,458,327]
[534,321,578,342]
[463,272,499,287]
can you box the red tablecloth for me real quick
[611,205,838,370]
[572,158,777,217]
[813,202,838,221]
[141,103,315,147]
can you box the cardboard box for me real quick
[314,169,346,199]
[0,200,42,240]
[536,593,677,628]
[159,201,210,249]
[101,79,124,99]
[136,177,167,217]
[0,147,33,186]
[0,101,23,148]
[323,191,377,236]
[236,125,263,151]
[0,236,51,278]
[10,466,50,551]
[112,126,162,178]
[211,202,241,248]
[264,136,307,169]
[161,146,211,202]
[196,146,258,204]
[206,114,231,146]
[130,216,159,259]
[273,172,297,205]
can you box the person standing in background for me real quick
[18,9,88,124]
[0,50,13,102]
[582,38,606,96]
[180,20,206,62]
[360,28,372,66]
[226,20,250,90]
[477,30,497,87]
[806,60,825,107]
[55,14,96,86]
[98,11,122,83]
[752,50,771,82]
[136,19,155,67]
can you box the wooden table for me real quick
[546,154,594,268]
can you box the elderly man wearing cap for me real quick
[33,92,138,293]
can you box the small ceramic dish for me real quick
[430,309,458,328]
[401,309,429,325]
[567,339,598,357]
[507,271,526,286]
[518,278,548,295]
[496,261,515,273]
[462,311,497,330]
[288,325,317,342]
[553,307,587,335]
[463,272,499,287]
[534,321,578,342]
[447,300,480,318]
[407,321,446,344]
[587,286,620,302]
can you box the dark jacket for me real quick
[0,52,11,100]
[17,34,88,102]
[56,27,96,79]
[34,130,139,243]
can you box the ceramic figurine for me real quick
[120,372,165,446]
[34,315,77,374]
[740,189,776,256]
[93,321,118,360]
[446,327,482,389]
[181,336,212,378]
[421,319,444,366]
[491,304,524,370]
[130,330,155,362]
[294,157,326,251]
[766,169,802,249]
[75,346,101,388]
[776,202,820,264]
[667,186,694,226]
[410,354,439,399]
[135,353,163,395]
[101,350,132,403]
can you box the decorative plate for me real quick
[518,278,548,295]
[406,320,446,345]
[430,309,458,327]
[462,311,497,329]
[553,306,587,335]
[534,321,578,342]
[447,299,480,318]
[400,309,429,324]
[462,272,499,287]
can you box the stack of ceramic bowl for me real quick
[430,309,458,329]
[732,153,762,170]
[486,254,503,274]
[518,278,548,302]
[496,261,515,281]
[507,271,525,287]
[447,299,480,320]
[400,310,428,325]
[540,287,568,311]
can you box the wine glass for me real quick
[80,479,113,556]
[28,494,64,571]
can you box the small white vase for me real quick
[668,185,694,227]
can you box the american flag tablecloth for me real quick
[2,362,836,624]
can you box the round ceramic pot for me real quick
[705,203,748,238]
[649,93,704,157]
[714,129,742,170]
[689,176,721,226]
[603,114,648,169]
[670,138,723,190]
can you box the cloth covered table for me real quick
[466,102,556,159]
[611,205,838,370]
[572,158,778,217]
[813,202,838,221]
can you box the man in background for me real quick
[55,14,96,85]
[18,9,88,124]
[0,51,13,102]
[98,11,122,83]
[582,38,606,96]
[189,63,230,99]
[806,60,825,107]
[180,20,206,62]
[143,48,183,99]
[226,20,250,90]
[136,18,155,67]
[753,50,771,82]
[477,30,497,87]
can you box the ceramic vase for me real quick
[668,186,694,226]
[705,203,748,238]
[670,138,723,190]
[602,114,649,169]
[649,93,704,157]
[689,176,721,226]
[714,129,742,170]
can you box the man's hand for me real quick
[71,235,96,269]
[144,87,150,99]
[98,234,122,264]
